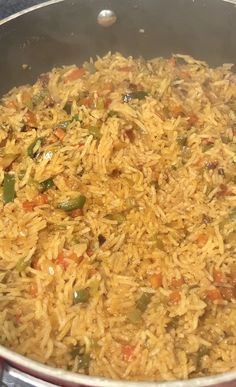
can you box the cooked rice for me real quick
[0,52,236,381]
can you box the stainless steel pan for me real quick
[0,0,236,385]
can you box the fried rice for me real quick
[0,52,236,381]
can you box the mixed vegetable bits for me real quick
[0,53,236,378]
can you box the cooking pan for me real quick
[0,0,236,385]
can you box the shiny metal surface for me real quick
[1,363,57,387]
[0,0,236,386]
[97,9,117,27]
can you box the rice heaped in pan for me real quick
[0,53,236,381]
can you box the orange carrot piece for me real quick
[54,127,66,141]
[169,291,181,305]
[171,276,185,288]
[213,268,224,283]
[71,208,83,218]
[206,288,222,302]
[149,273,162,289]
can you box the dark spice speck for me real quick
[218,168,225,177]
[202,214,213,225]
[206,161,218,170]
[98,234,106,246]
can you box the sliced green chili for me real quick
[176,135,187,147]
[88,127,102,140]
[78,353,90,369]
[71,345,91,369]
[39,178,55,193]
[123,91,148,103]
[202,143,214,152]
[221,135,230,144]
[83,62,97,74]
[56,120,71,129]
[16,256,31,272]
[32,88,49,107]
[71,345,82,357]
[27,138,42,159]
[3,173,15,204]
[136,293,152,313]
[127,308,142,324]
[57,195,86,212]
[73,288,90,304]
[63,101,72,115]
[106,213,126,224]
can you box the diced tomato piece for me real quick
[188,113,198,126]
[22,194,48,212]
[118,66,134,72]
[169,291,181,305]
[56,251,69,269]
[217,184,232,197]
[230,265,236,286]
[34,194,49,206]
[32,258,41,270]
[121,344,135,362]
[104,97,112,109]
[15,312,22,325]
[149,273,162,289]
[180,71,191,80]
[47,133,58,144]
[22,201,35,212]
[64,67,86,82]
[171,276,185,288]
[30,283,38,297]
[206,288,222,302]
[70,208,83,218]
[171,105,185,118]
[86,247,94,257]
[54,127,66,141]
[78,97,93,107]
[25,111,37,127]
[5,100,17,109]
[213,268,224,283]
[100,82,114,96]
[70,253,83,265]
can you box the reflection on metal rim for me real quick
[0,0,64,26]
[0,0,236,385]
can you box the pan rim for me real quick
[2,343,236,387]
[0,0,236,385]
[0,0,235,27]
[0,0,64,26]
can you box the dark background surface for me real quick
[0,0,47,19]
